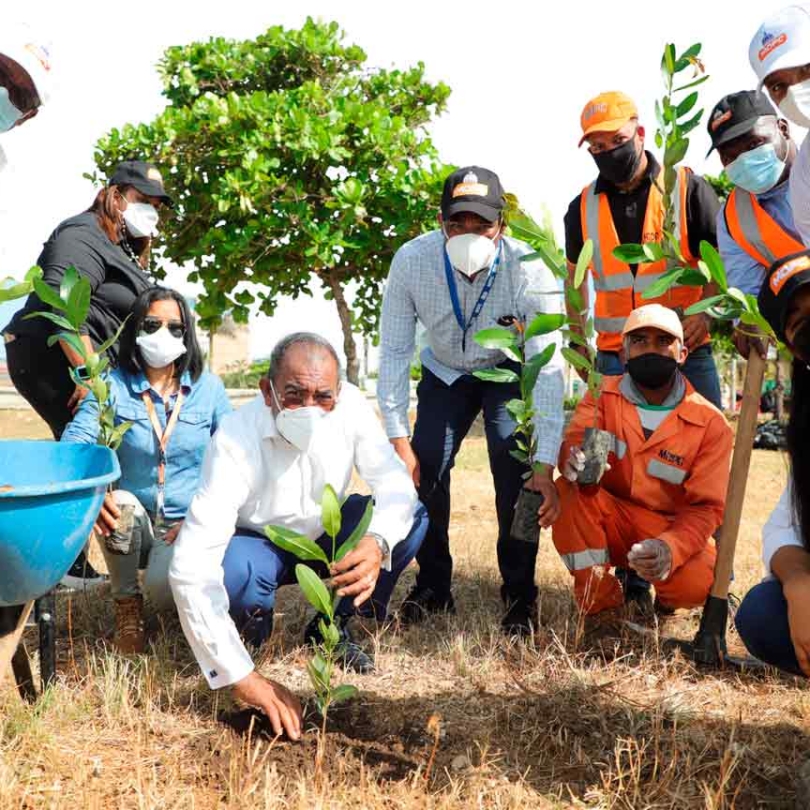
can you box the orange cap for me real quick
[579,91,638,146]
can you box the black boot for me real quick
[500,586,538,638]
[398,585,456,626]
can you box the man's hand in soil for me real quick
[390,437,420,487]
[525,464,560,528]
[627,538,672,582]
[681,313,711,351]
[732,324,768,360]
[330,535,383,607]
[232,671,302,740]
[94,492,121,537]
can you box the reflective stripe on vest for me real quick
[581,166,704,353]
[725,188,805,268]
[559,547,611,572]
[647,458,687,485]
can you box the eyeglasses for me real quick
[278,389,337,409]
[141,317,185,339]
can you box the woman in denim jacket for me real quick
[62,287,232,653]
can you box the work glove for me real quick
[627,538,672,582]
[562,446,586,482]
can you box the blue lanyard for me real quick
[443,242,502,351]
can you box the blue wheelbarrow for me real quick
[0,441,120,698]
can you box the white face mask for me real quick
[136,327,186,369]
[269,380,330,453]
[778,78,810,129]
[123,201,160,238]
[444,231,499,277]
[0,87,23,133]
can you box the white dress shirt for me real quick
[169,384,417,690]
[762,483,805,576]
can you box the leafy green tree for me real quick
[91,19,451,383]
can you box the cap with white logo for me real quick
[0,23,53,104]
[749,5,810,88]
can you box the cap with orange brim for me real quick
[579,91,638,146]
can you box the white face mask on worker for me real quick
[779,79,810,129]
[136,328,186,369]
[444,231,498,277]
[123,201,160,238]
[269,381,329,452]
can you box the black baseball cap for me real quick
[706,91,778,157]
[440,166,504,222]
[758,249,810,342]
[109,160,174,207]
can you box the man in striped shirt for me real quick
[377,166,565,636]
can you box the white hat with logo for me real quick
[0,23,53,105]
[750,5,810,88]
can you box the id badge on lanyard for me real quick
[142,389,185,525]
[443,243,502,351]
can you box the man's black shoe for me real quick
[304,615,375,674]
[398,586,456,626]
[58,549,108,592]
[500,596,538,638]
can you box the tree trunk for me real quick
[208,329,215,373]
[326,269,359,385]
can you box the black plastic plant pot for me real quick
[511,487,544,545]
[577,427,612,486]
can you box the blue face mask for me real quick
[725,143,786,195]
[0,87,22,133]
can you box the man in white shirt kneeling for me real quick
[169,333,427,740]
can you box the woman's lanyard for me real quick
[141,388,185,523]
[443,243,502,351]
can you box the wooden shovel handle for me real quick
[710,350,767,599]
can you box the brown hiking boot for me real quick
[114,596,145,654]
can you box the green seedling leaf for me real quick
[684,294,729,316]
[679,43,702,61]
[46,331,86,359]
[295,563,333,618]
[640,266,686,299]
[509,448,529,465]
[96,315,130,356]
[335,497,374,562]
[32,277,68,312]
[561,329,588,347]
[664,138,689,167]
[506,398,527,422]
[307,660,329,693]
[699,241,728,291]
[678,266,711,286]
[59,266,80,305]
[522,343,557,396]
[565,285,584,312]
[574,239,593,290]
[673,75,709,93]
[524,313,565,342]
[676,92,698,118]
[66,277,92,330]
[612,244,648,264]
[26,310,76,332]
[472,368,520,384]
[319,618,341,648]
[642,242,665,262]
[331,684,359,704]
[265,525,329,564]
[473,327,519,351]
[679,110,704,136]
[321,483,342,541]
[561,346,592,372]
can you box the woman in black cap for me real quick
[735,250,810,676]
[3,160,173,587]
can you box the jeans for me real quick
[101,491,176,610]
[596,344,723,409]
[222,495,428,647]
[735,578,804,677]
[410,366,538,602]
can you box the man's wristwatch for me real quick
[368,532,390,564]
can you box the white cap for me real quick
[622,304,684,343]
[750,5,810,88]
[0,24,53,105]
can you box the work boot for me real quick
[398,585,456,626]
[59,548,108,592]
[500,588,538,638]
[113,596,145,654]
[304,615,375,674]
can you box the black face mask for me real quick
[592,138,642,186]
[627,353,678,390]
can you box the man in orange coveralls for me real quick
[552,304,733,615]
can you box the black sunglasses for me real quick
[141,317,185,339]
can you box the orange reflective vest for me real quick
[580,167,706,352]
[724,188,805,268]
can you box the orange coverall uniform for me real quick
[552,375,733,614]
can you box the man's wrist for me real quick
[367,532,390,563]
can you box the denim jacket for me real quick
[62,367,232,519]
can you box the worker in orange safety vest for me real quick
[564,91,724,411]
[552,304,733,616]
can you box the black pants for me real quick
[411,367,538,603]
[6,335,74,439]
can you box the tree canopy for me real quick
[92,18,451,381]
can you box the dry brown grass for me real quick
[0,410,807,808]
